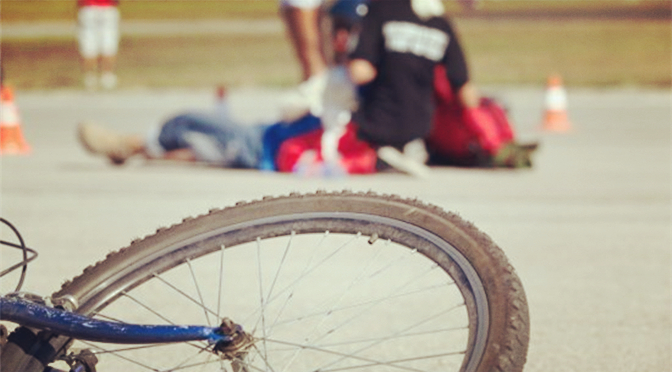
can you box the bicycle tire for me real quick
[4,191,529,372]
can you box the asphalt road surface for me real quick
[1,85,670,371]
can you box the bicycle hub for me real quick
[214,318,254,360]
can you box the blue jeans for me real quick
[157,112,322,170]
[158,113,266,169]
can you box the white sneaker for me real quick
[377,144,431,178]
[402,138,429,164]
[100,72,117,90]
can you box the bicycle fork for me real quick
[0,295,253,372]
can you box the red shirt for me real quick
[78,0,118,7]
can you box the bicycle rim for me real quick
[51,193,524,372]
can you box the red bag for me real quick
[427,65,515,164]
[276,123,377,174]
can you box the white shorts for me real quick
[77,5,120,58]
[280,0,324,9]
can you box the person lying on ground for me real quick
[79,0,536,176]
[76,93,377,175]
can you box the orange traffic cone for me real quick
[541,74,572,132]
[0,85,31,155]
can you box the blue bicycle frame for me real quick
[1,217,231,347]
[0,296,230,345]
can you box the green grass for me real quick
[1,1,670,90]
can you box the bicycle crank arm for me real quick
[0,296,231,345]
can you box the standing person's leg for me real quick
[77,6,101,90]
[280,0,328,81]
[99,5,121,89]
[279,0,329,120]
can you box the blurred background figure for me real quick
[458,0,482,11]
[345,0,469,172]
[77,0,120,91]
[331,0,536,170]
[328,0,369,64]
[278,0,330,120]
[280,0,328,82]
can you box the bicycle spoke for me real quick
[217,245,225,320]
[161,343,217,372]
[78,342,169,355]
[186,258,212,327]
[259,231,330,333]
[316,350,467,372]
[121,291,176,325]
[260,232,295,346]
[78,337,214,366]
[237,232,465,372]
[257,232,365,372]
[160,356,226,372]
[292,253,443,351]
[318,325,468,348]
[249,304,466,372]
[152,273,219,320]
[263,338,425,372]
[313,305,464,372]
[264,231,294,306]
[78,340,162,371]
[275,232,390,372]
[255,237,269,367]
[250,344,279,372]
[270,282,455,328]
[257,232,361,313]
[243,232,359,327]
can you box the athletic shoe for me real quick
[77,121,137,165]
[491,142,539,168]
[402,138,429,164]
[377,142,431,178]
[100,72,118,90]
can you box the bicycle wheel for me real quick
[23,192,530,372]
